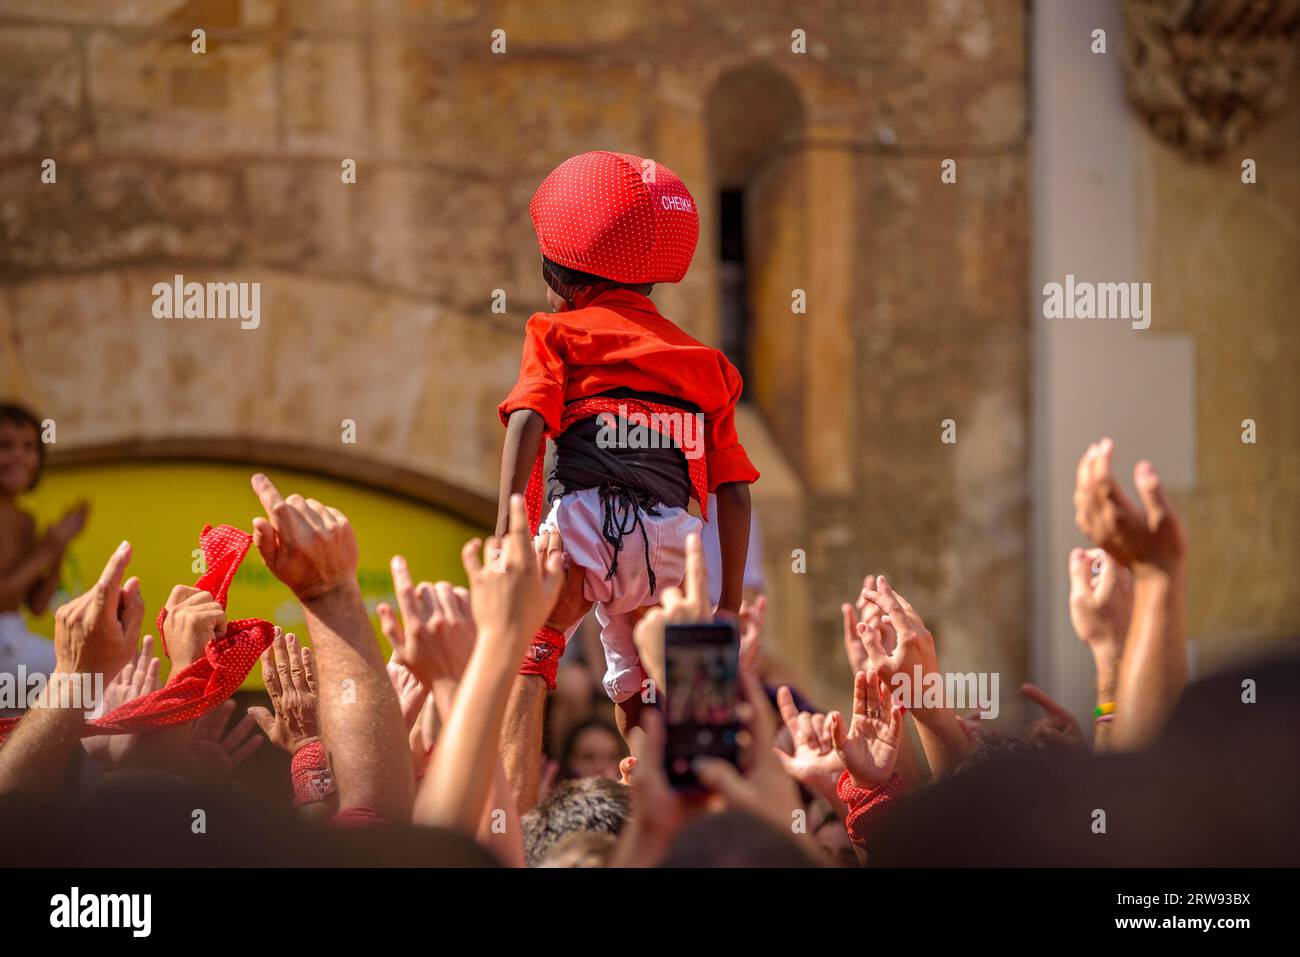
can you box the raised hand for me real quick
[250,473,359,602]
[416,495,565,834]
[249,474,413,820]
[83,634,161,768]
[843,574,899,676]
[773,686,842,802]
[1073,438,1187,573]
[52,540,143,683]
[660,532,712,622]
[633,533,710,689]
[383,646,429,733]
[380,555,476,690]
[1020,683,1085,751]
[1068,547,1133,664]
[842,602,868,675]
[161,584,227,670]
[461,494,565,656]
[247,628,320,755]
[1073,439,1189,752]
[828,670,904,789]
[857,576,938,702]
[186,699,263,780]
[48,500,90,548]
[534,528,591,633]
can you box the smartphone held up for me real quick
[662,620,746,792]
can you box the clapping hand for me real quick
[1073,439,1187,574]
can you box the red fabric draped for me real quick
[0,524,274,742]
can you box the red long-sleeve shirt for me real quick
[497,288,759,491]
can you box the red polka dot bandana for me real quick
[0,524,274,742]
[530,151,700,285]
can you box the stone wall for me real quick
[1031,0,1300,727]
[1145,87,1300,666]
[0,0,1033,711]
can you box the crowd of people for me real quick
[2,394,1295,866]
[2,147,1296,867]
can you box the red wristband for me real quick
[290,739,335,807]
[837,769,908,848]
[518,625,566,689]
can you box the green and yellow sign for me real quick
[21,462,486,690]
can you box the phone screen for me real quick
[663,621,742,792]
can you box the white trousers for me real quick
[537,488,702,702]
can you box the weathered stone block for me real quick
[371,51,644,173]
[0,26,83,156]
[88,32,277,157]
[283,37,367,155]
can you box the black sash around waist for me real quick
[547,389,699,593]
[548,389,695,509]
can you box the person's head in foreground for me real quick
[521,776,630,867]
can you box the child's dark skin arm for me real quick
[496,410,546,537]
[27,547,63,615]
[0,525,60,612]
[714,481,751,614]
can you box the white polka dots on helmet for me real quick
[530,151,700,285]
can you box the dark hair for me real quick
[659,811,825,867]
[1,772,498,867]
[520,776,630,867]
[956,731,1034,775]
[559,718,625,778]
[542,256,653,302]
[0,402,45,490]
[537,830,618,868]
[542,256,609,288]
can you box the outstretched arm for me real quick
[858,576,973,778]
[1073,439,1188,750]
[1117,563,1185,749]
[0,541,142,799]
[419,495,563,835]
[251,473,413,822]
[1067,547,1133,752]
[845,584,929,785]
[501,532,590,814]
[500,675,548,814]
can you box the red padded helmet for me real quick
[530,151,700,285]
